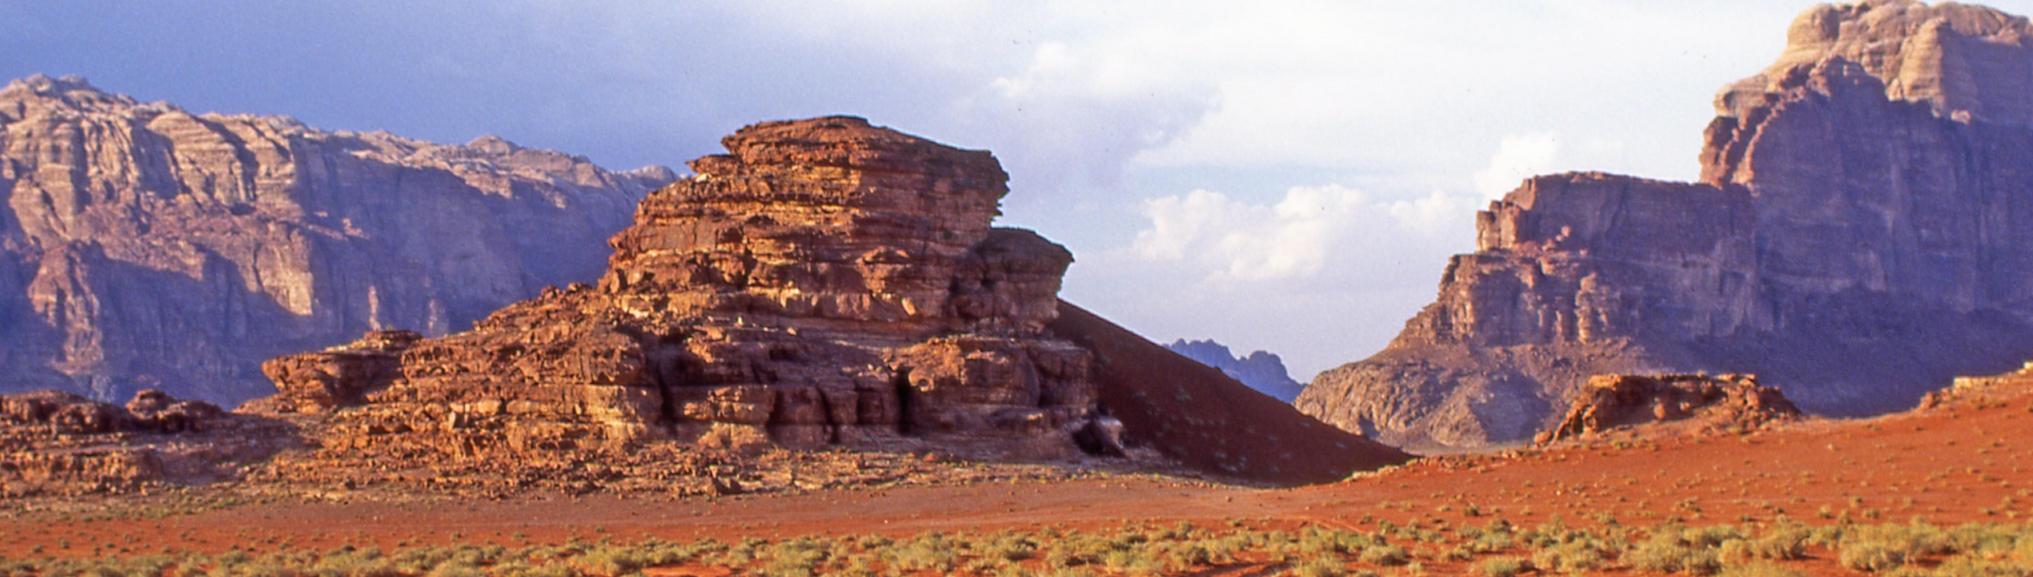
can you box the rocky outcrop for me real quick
[1299,0,2033,449]
[0,75,670,404]
[251,117,1124,492]
[1165,339,1305,402]
[0,389,286,497]
[1533,374,1800,445]
[1923,361,2033,409]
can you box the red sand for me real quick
[6,385,2027,560]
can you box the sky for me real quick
[10,1,2032,381]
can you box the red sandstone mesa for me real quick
[1298,0,2033,449]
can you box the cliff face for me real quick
[254,117,1405,491]
[255,117,1113,492]
[0,75,670,404]
[1299,0,2033,449]
[1165,339,1305,402]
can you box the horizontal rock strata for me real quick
[0,75,669,404]
[1299,0,2033,449]
[252,117,1121,493]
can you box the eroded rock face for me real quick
[254,117,1116,492]
[0,75,670,404]
[0,389,285,497]
[1923,361,2033,409]
[1299,0,2033,449]
[1534,374,1800,445]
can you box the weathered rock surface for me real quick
[1534,374,1800,446]
[1299,0,2033,449]
[1165,339,1305,402]
[1922,361,2033,409]
[251,117,1118,493]
[0,75,670,404]
[0,389,286,497]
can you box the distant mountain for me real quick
[1299,0,2033,450]
[1164,339,1304,401]
[0,75,672,404]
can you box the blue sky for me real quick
[10,1,2027,379]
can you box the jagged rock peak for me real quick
[1722,0,2033,126]
[1164,339,1305,402]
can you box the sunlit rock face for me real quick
[255,117,1116,485]
[1300,0,2033,449]
[0,75,670,404]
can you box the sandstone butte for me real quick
[0,75,672,405]
[1,116,1408,497]
[1298,0,2033,450]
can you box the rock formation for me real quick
[0,75,670,404]
[1165,339,1305,402]
[245,117,1405,492]
[1299,0,2033,449]
[1533,374,1800,445]
[1922,361,2033,409]
[0,389,286,497]
[253,117,1114,492]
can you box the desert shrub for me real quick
[575,545,648,576]
[887,533,959,573]
[1945,523,2020,559]
[1839,540,1909,573]
[1531,538,1609,574]
[1923,554,2033,577]
[310,548,401,577]
[1474,556,1530,577]
[424,560,486,577]
[1290,557,1347,577]
[1838,523,1958,573]
[1747,524,1811,561]
[1358,542,1410,566]
[1717,562,1804,577]
[1625,529,1722,575]
[757,538,829,577]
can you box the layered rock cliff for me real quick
[0,75,670,404]
[254,117,1113,492]
[1299,0,2033,449]
[1165,339,1305,402]
[251,117,1405,492]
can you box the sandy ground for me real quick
[2,391,2027,562]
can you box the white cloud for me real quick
[1130,184,1476,283]
[1472,132,1562,199]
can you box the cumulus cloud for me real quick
[952,32,1217,190]
[1131,185,1476,283]
[1472,132,1563,199]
